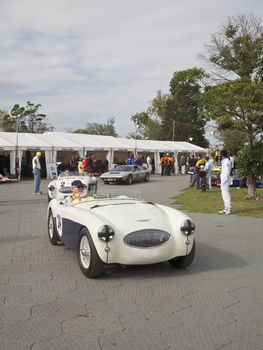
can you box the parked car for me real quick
[47,193,196,278]
[47,172,97,202]
[100,165,150,185]
[0,174,18,184]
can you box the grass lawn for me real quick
[173,186,263,218]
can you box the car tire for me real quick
[47,210,59,245]
[103,180,109,184]
[168,240,195,268]
[78,228,105,278]
[144,173,150,182]
[126,175,133,185]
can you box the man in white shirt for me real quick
[218,150,232,214]
[146,155,152,174]
[205,156,214,190]
[32,152,42,194]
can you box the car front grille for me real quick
[124,229,171,248]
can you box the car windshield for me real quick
[71,191,144,206]
[112,165,133,172]
[58,172,86,178]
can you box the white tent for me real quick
[0,132,51,177]
[0,131,207,177]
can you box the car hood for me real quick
[101,171,125,175]
[49,176,96,187]
[86,200,188,233]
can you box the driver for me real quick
[70,180,94,203]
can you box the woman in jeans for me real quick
[32,151,42,194]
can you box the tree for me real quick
[0,108,13,131]
[200,14,263,198]
[220,129,248,155]
[2,102,54,133]
[129,111,160,140]
[236,141,263,198]
[164,68,208,146]
[73,117,119,137]
[129,68,209,147]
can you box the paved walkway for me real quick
[0,175,262,350]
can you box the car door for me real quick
[133,166,141,181]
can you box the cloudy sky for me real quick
[0,0,262,137]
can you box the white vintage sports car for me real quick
[47,172,97,202]
[47,192,196,278]
[100,165,150,184]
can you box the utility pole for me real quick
[15,117,19,179]
[134,124,139,156]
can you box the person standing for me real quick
[218,150,232,215]
[188,154,197,183]
[160,155,165,176]
[83,153,89,175]
[146,155,152,174]
[205,156,214,190]
[32,152,42,194]
[87,153,94,176]
[69,155,78,174]
[78,158,84,175]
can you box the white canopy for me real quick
[0,131,206,153]
[0,131,207,177]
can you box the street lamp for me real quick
[172,121,175,141]
[134,123,139,156]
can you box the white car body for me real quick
[47,194,196,278]
[47,172,97,202]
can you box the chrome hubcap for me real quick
[48,215,53,238]
[80,236,91,269]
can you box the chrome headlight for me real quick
[180,219,195,235]
[98,225,115,242]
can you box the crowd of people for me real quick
[67,153,98,176]
[160,153,176,176]
[29,148,237,215]
[187,152,233,214]
[122,153,154,174]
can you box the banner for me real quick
[47,163,58,179]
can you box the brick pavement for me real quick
[0,176,262,350]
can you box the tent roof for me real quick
[0,132,51,150]
[43,132,132,150]
[0,134,15,150]
[0,132,207,153]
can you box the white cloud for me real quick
[0,0,262,136]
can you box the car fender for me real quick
[154,203,195,253]
[48,201,109,262]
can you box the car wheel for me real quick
[126,175,133,185]
[169,240,195,268]
[78,228,104,278]
[47,210,59,245]
[144,173,150,182]
[103,180,109,184]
